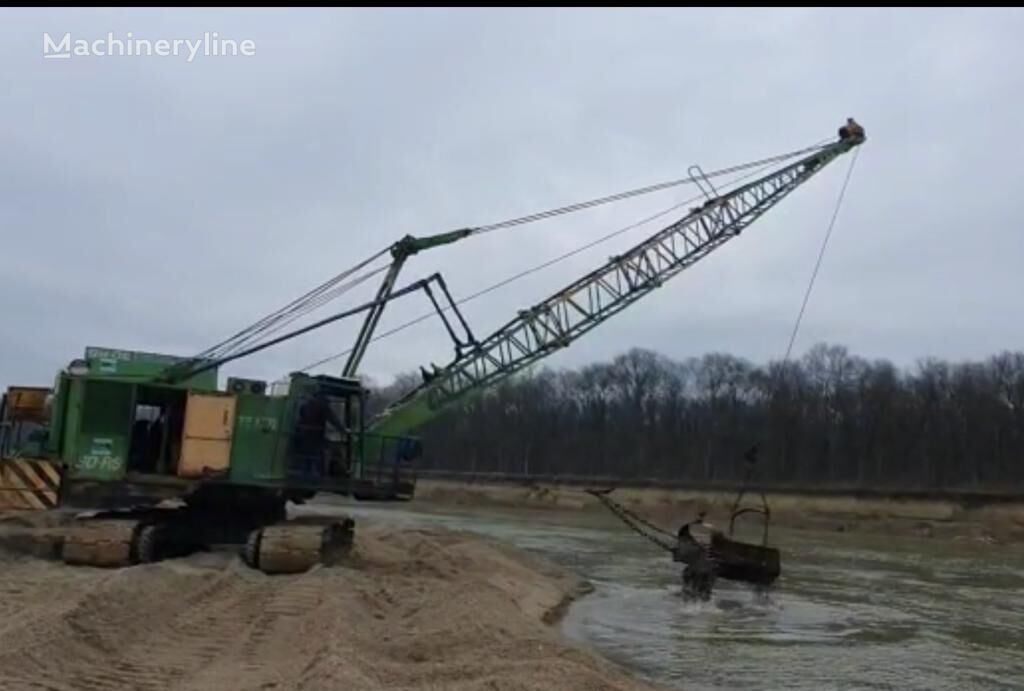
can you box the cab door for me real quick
[178,392,236,478]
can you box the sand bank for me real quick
[412,479,1024,543]
[0,513,663,691]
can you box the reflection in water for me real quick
[327,502,1024,691]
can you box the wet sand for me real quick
[2,483,1021,691]
[331,501,1024,691]
[0,512,663,691]
[412,479,1024,543]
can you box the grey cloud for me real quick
[2,8,1023,390]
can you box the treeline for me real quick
[368,344,1024,491]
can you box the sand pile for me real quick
[0,516,663,691]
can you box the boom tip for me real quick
[838,117,866,144]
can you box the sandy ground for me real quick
[413,480,1024,543]
[0,514,662,691]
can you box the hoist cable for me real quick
[741,144,861,485]
[781,145,861,364]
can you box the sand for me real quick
[411,479,1024,543]
[0,514,663,691]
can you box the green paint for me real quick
[70,378,133,481]
[400,228,473,256]
[229,394,288,483]
[75,436,128,478]
[59,377,86,465]
[368,394,435,438]
[82,346,218,389]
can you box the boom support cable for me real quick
[168,274,451,383]
[469,141,830,235]
[223,263,392,359]
[195,247,391,361]
[190,137,831,375]
[299,153,798,373]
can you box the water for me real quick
[333,502,1024,691]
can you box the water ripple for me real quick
[339,502,1024,691]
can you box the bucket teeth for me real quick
[245,518,355,575]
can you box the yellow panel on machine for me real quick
[179,391,236,477]
[4,387,50,423]
[0,457,61,511]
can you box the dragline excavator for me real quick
[0,120,864,574]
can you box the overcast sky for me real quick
[2,8,1023,390]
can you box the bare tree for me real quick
[393,345,1024,492]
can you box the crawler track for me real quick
[48,511,355,575]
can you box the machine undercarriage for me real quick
[57,487,355,574]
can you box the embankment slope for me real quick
[0,517,663,691]
[412,479,1024,542]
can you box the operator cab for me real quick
[282,373,421,499]
[285,375,365,483]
